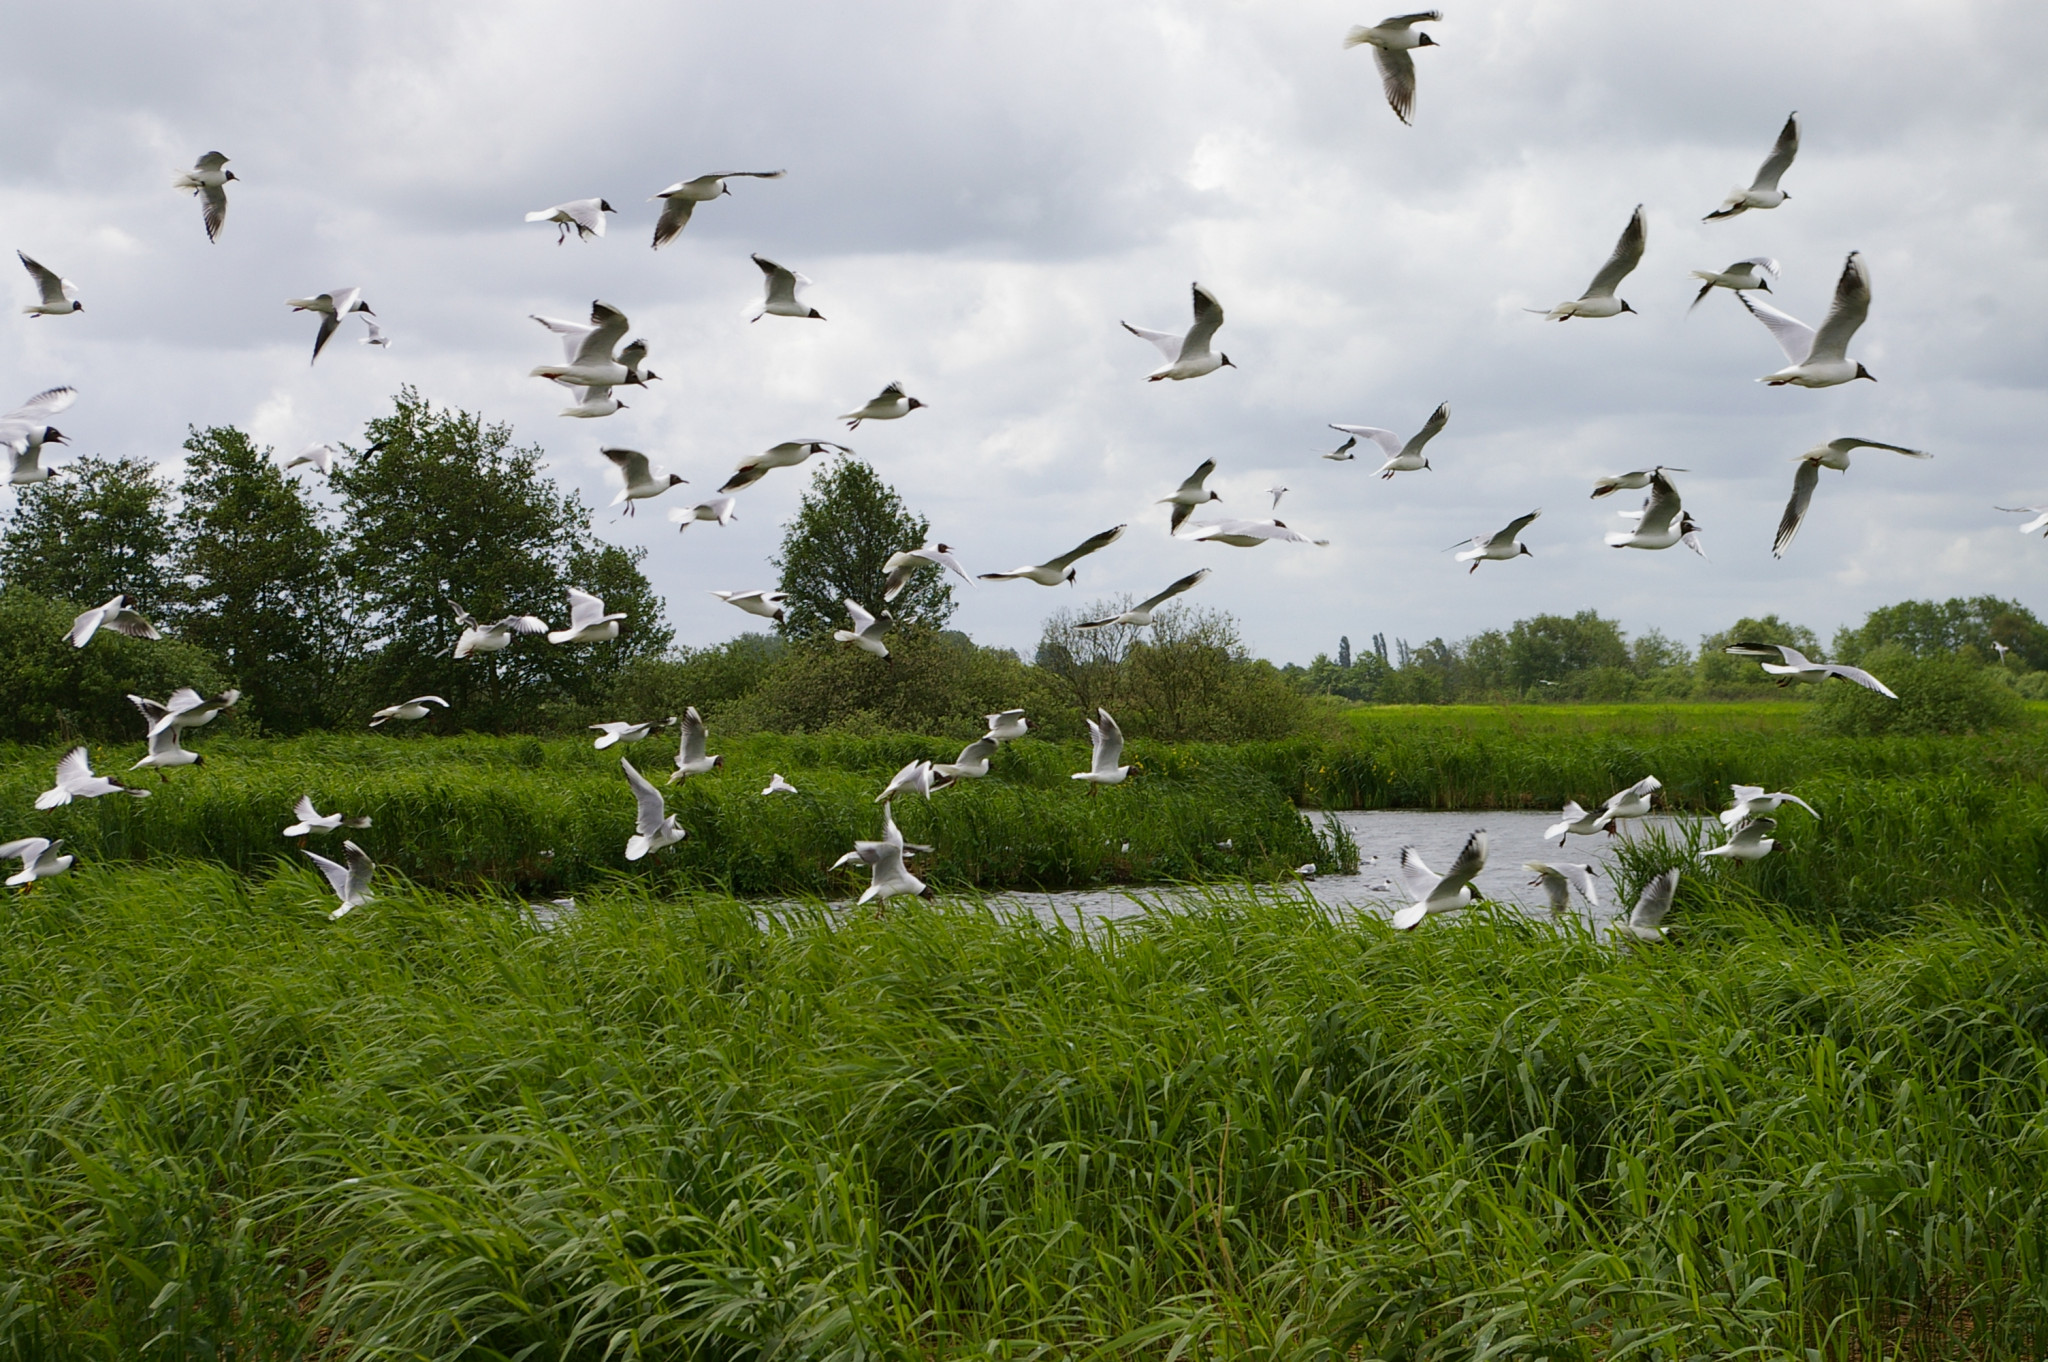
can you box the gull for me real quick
[832,803,933,871]
[1322,435,1358,461]
[857,839,934,907]
[68,594,160,648]
[985,709,1028,742]
[750,254,823,321]
[622,759,688,860]
[1122,283,1233,381]
[131,724,201,777]
[1590,466,1686,499]
[2,385,76,484]
[284,443,343,476]
[450,603,548,658]
[762,773,798,796]
[17,252,80,315]
[530,302,658,393]
[840,382,926,429]
[1740,251,1876,387]
[172,151,237,242]
[668,497,739,532]
[1531,205,1646,320]
[590,717,675,750]
[1605,471,1705,557]
[282,795,371,839]
[1072,709,1131,787]
[1601,775,1662,825]
[285,287,373,364]
[1453,510,1539,573]
[650,170,786,248]
[1544,799,1615,845]
[0,838,73,888]
[547,588,626,645]
[1704,113,1799,221]
[1342,11,1441,125]
[1392,828,1486,930]
[1703,817,1778,862]
[979,524,1126,585]
[526,197,615,243]
[37,747,150,808]
[305,841,375,919]
[1773,438,1931,558]
[883,543,972,601]
[877,758,936,803]
[1524,862,1599,915]
[933,736,998,785]
[1330,402,1449,479]
[602,447,687,516]
[1722,642,1897,697]
[1994,642,2012,663]
[360,320,390,347]
[710,589,788,624]
[1159,459,1222,533]
[720,439,852,493]
[1077,568,1210,628]
[1721,785,1819,827]
[1616,869,1681,943]
[369,695,448,727]
[1267,485,1289,511]
[1998,505,2048,537]
[834,599,894,659]
[1688,257,1780,313]
[132,686,240,738]
[560,389,627,419]
[1186,518,1329,548]
[669,707,724,783]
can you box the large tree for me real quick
[0,455,175,609]
[170,426,347,733]
[772,455,952,638]
[1834,596,2048,670]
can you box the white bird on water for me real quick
[305,841,376,920]
[1740,252,1877,388]
[17,252,80,316]
[1704,818,1779,863]
[1605,471,1705,557]
[1704,112,1799,221]
[0,837,73,888]
[1688,257,1780,313]
[670,708,723,783]
[590,717,675,750]
[1453,510,1539,573]
[1187,518,1328,548]
[1392,828,1486,930]
[650,170,784,248]
[751,254,823,321]
[285,287,374,365]
[721,440,852,493]
[710,589,788,624]
[282,795,371,839]
[1342,11,1441,125]
[840,383,926,429]
[883,544,972,601]
[1122,283,1234,381]
[2,385,76,485]
[172,151,236,242]
[68,594,160,648]
[284,443,343,476]
[602,447,687,516]
[1532,205,1646,321]
[1523,861,1599,915]
[1072,709,1131,788]
[1722,642,1897,698]
[369,695,448,727]
[548,588,626,645]
[1330,402,1449,479]
[1617,869,1681,943]
[1773,438,1931,558]
[1721,785,1819,826]
[1078,569,1210,629]
[37,747,149,809]
[979,525,1126,585]
[526,198,615,243]
[1997,505,2048,537]
[835,599,894,660]
[1590,466,1687,499]
[451,603,548,659]
[668,497,738,532]
[621,759,687,860]
[1159,459,1222,533]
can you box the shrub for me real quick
[1805,645,2026,737]
[0,588,231,743]
[723,629,1064,738]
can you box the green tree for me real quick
[1833,596,2048,670]
[1504,611,1630,693]
[0,455,175,608]
[1696,614,1821,696]
[0,588,228,743]
[772,456,952,638]
[1807,645,2025,736]
[170,426,347,733]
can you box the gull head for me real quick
[44,429,67,445]
[907,397,928,411]
[1618,300,1637,315]
[1416,32,1438,46]
[1854,363,1876,382]
[599,199,617,214]
[1220,354,1236,368]
[1065,568,1078,586]
[665,473,687,489]
[225,170,241,183]
[1519,544,1533,558]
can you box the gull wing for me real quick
[1395,847,1438,902]
[571,302,630,367]
[621,759,669,835]
[650,196,696,249]
[1724,641,1803,666]
[303,848,353,900]
[566,587,606,630]
[293,794,322,825]
[1374,45,1419,125]
[200,181,228,242]
[1740,293,1816,364]
[1582,205,1646,299]
[952,736,998,768]
[1629,869,1680,932]
[1135,568,1210,613]
[1636,473,1682,537]
[1407,401,1451,454]
[678,707,707,764]
[603,447,652,486]
[1121,321,1183,362]
[1497,509,1541,542]
[1088,708,1125,774]
[1773,458,1821,558]
[342,842,375,901]
[1831,438,1929,460]
[0,837,52,864]
[128,693,169,728]
[1043,524,1128,571]
[1173,459,1217,500]
[17,252,67,305]
[1737,256,1783,279]
[532,313,597,363]
[1180,283,1225,359]
[843,598,878,635]
[1328,424,1405,459]
[55,746,94,793]
[1380,10,1443,25]
[497,614,549,634]
[1822,664,1898,699]
[1807,252,1871,364]
[2,386,77,424]
[753,254,799,307]
[1751,112,1799,192]
[1432,829,1487,902]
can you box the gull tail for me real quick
[625,835,650,862]
[1603,532,1635,548]
[1392,903,1430,931]
[1686,277,1717,313]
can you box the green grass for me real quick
[6,849,2048,1357]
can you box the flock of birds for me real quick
[2,13,2028,929]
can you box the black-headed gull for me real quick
[883,544,972,602]
[1267,486,1289,511]
[1187,518,1328,548]
[650,170,785,248]
[762,773,798,796]
[832,802,931,870]
[1617,869,1681,942]
[669,707,723,783]
[37,746,149,809]
[1774,438,1930,558]
[282,795,371,839]
[1393,829,1486,930]
[530,302,658,395]
[68,594,160,648]
[2,386,76,485]
[602,447,687,516]
[751,254,822,321]
[720,440,852,492]
[285,287,373,365]
[526,198,615,243]
[1072,709,1131,788]
[1330,402,1448,479]
[0,837,73,887]
[1544,799,1614,845]
[978,525,1126,585]
[451,603,548,658]
[1601,776,1662,825]
[1997,505,2048,537]
[857,839,933,907]
[1532,205,1646,321]
[1523,862,1599,915]
[360,320,390,347]
[1722,642,1897,698]
[1342,11,1440,125]
[131,687,239,739]
[621,759,687,860]
[130,724,201,778]
[1590,466,1687,499]
[1077,569,1210,628]
[1123,283,1233,381]
[834,599,893,659]
[668,497,738,532]
[1721,785,1818,826]
[369,695,448,727]
[876,758,935,803]
[1322,434,1359,461]
[985,710,1028,742]
[710,589,787,623]
[547,588,626,645]
[1740,252,1876,387]
[1604,472,1704,556]
[1688,257,1780,313]
[1704,113,1798,221]
[590,717,675,750]
[1453,510,1538,573]
[1159,459,1222,533]
[933,736,997,785]
[1703,818,1778,862]
[17,252,80,316]
[284,443,343,476]
[306,841,375,918]
[172,152,236,242]
[840,383,925,429]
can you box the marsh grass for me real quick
[5,860,2048,1357]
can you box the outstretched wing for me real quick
[1636,472,1683,536]
[1174,459,1217,499]
[1328,423,1405,459]
[17,252,66,305]
[603,447,653,485]
[620,759,668,834]
[677,707,707,763]
[1724,641,1800,665]
[1181,283,1225,358]
[1409,401,1451,452]
[650,195,696,249]
[571,301,630,367]
[303,848,352,900]
[1089,709,1124,772]
[1435,829,1488,897]
[1136,568,1210,613]
[1373,45,1419,125]
[1739,293,1815,365]
[1395,846,1438,901]
[1498,509,1541,540]
[1583,205,1646,299]
[1751,112,1799,192]
[1822,664,1898,699]
[1044,524,1128,571]
[843,598,877,634]
[1807,252,1871,364]
[1630,869,1680,931]
[1121,321,1183,361]
[1831,437,1929,460]
[566,587,606,629]
[1773,458,1820,558]
[2,386,78,425]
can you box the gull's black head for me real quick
[1619,300,1637,314]
[599,200,617,213]
[1065,568,1078,586]
[721,183,733,196]
[224,171,240,183]
[1417,32,1438,46]
[1855,363,1876,382]
[907,397,927,410]
[1207,490,1221,502]
[667,473,687,488]
[1758,279,1773,292]
[1519,544,1533,558]
[194,753,206,767]
[807,307,824,319]
[44,428,67,445]
[1220,354,1236,368]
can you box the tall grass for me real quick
[5,859,2048,1357]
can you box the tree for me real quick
[170,426,347,734]
[1833,597,2048,670]
[1337,635,1352,669]
[1036,601,1306,741]
[0,455,175,609]
[772,456,952,638]
[1696,614,1821,696]
[1504,611,1630,693]
[0,588,229,743]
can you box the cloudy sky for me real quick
[2,1,2044,664]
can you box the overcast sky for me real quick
[2,1,2044,664]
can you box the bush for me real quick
[0,588,232,743]
[600,633,787,725]
[1805,645,2027,737]
[723,629,1065,739]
